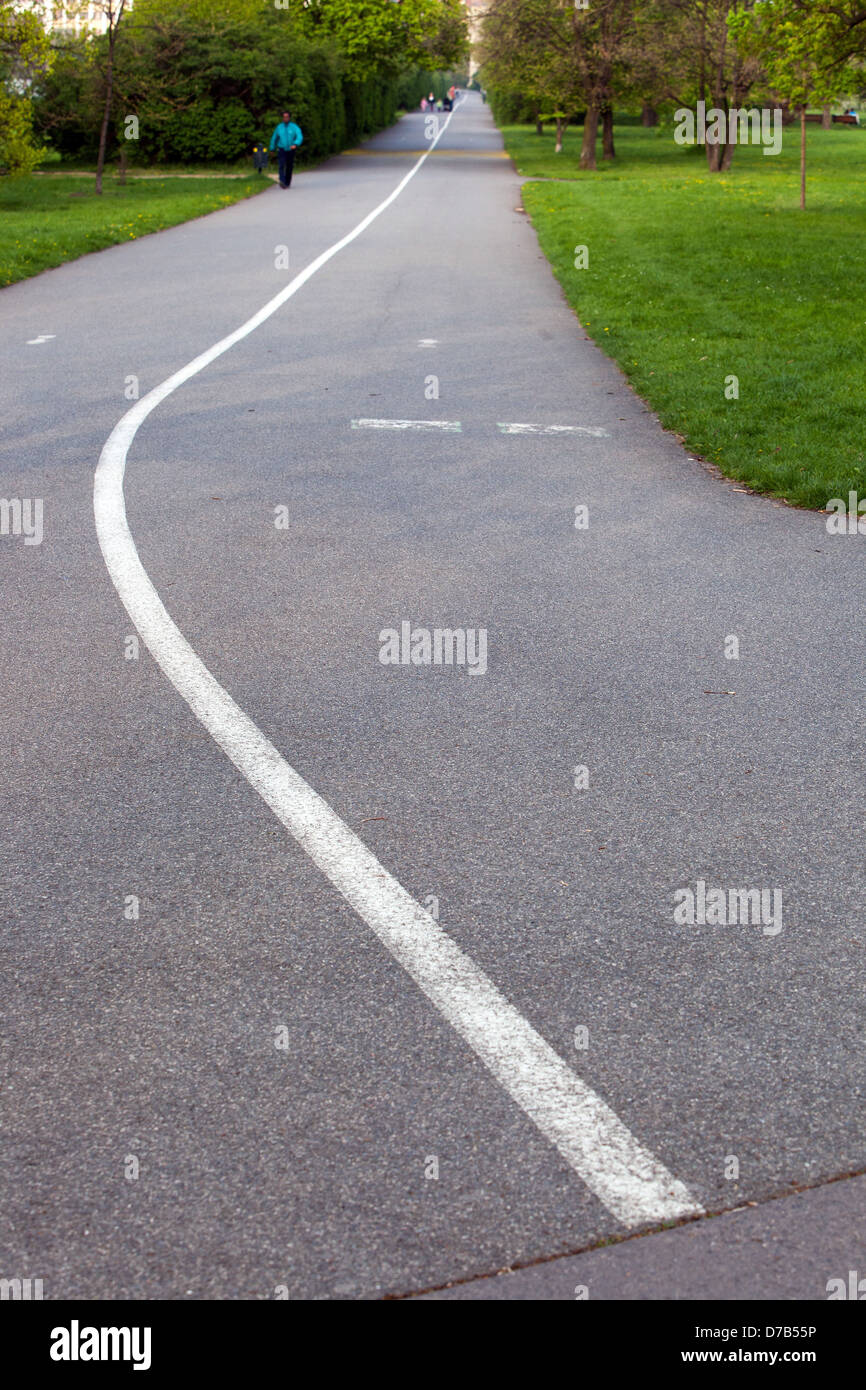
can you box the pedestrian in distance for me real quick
[269,110,303,188]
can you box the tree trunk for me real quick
[699,9,706,110]
[535,118,544,135]
[706,140,722,171]
[720,140,735,171]
[602,105,615,159]
[641,102,658,127]
[554,116,567,154]
[821,103,832,130]
[800,105,806,210]
[580,106,599,170]
[95,27,116,196]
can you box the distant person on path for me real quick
[269,110,303,189]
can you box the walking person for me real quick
[269,110,303,188]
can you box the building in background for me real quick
[20,2,133,36]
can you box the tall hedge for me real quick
[32,8,430,165]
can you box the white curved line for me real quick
[93,105,702,1229]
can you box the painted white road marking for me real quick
[351,418,462,432]
[498,422,610,437]
[27,335,56,345]
[417,338,438,347]
[94,105,702,1229]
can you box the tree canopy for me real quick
[0,0,51,173]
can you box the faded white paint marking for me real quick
[351,418,462,433]
[498,422,610,437]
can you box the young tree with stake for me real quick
[731,0,849,208]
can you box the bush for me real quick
[0,90,46,174]
[32,9,450,166]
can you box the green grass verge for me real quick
[501,121,866,510]
[0,173,266,288]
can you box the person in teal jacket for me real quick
[269,111,303,188]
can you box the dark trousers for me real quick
[278,147,295,187]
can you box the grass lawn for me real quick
[501,121,866,510]
[0,173,266,289]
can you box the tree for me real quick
[59,0,132,190]
[732,1,851,207]
[0,0,51,175]
[299,0,468,81]
[417,0,470,72]
[480,0,584,153]
[481,0,637,169]
[92,0,128,193]
[623,0,683,126]
[782,1,866,64]
[635,1,764,171]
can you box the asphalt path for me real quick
[1,93,864,1300]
